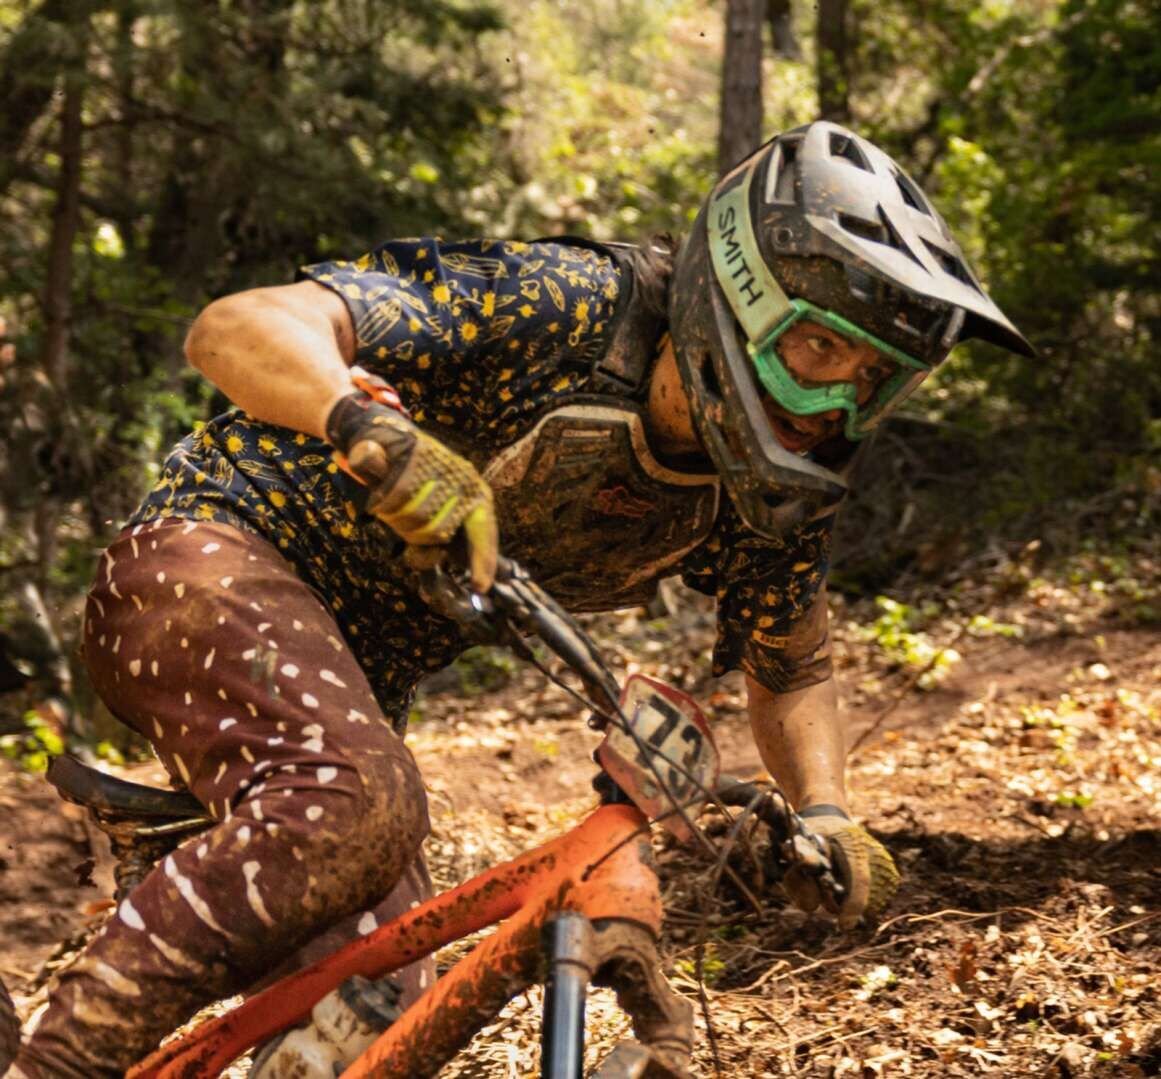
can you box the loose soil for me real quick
[2,567,1157,1076]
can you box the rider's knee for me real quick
[250,745,429,907]
[357,747,431,866]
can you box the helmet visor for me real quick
[750,299,931,441]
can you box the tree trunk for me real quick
[817,0,850,123]
[40,69,85,391]
[0,0,105,195]
[112,3,139,258]
[767,0,801,60]
[34,43,87,679]
[718,0,766,173]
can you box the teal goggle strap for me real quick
[707,156,931,441]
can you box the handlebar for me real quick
[415,556,847,907]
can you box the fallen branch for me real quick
[874,905,1056,937]
[777,1023,877,1054]
[729,942,898,994]
[1093,912,1160,940]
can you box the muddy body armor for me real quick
[477,241,720,611]
[485,400,718,610]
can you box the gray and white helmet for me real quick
[669,121,1032,538]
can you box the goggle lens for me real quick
[749,301,931,440]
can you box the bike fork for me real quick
[540,912,694,1079]
[541,912,595,1078]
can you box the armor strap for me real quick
[535,236,670,397]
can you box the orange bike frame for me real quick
[130,802,679,1078]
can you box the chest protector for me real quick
[482,240,720,611]
[485,401,719,610]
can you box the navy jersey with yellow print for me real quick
[130,238,834,721]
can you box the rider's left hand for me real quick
[781,806,899,929]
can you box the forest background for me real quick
[0,0,1157,745]
[0,2,1159,1074]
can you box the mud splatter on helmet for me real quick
[669,120,1033,538]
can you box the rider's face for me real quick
[761,321,894,454]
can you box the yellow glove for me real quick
[781,806,899,929]
[326,375,498,593]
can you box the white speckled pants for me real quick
[14,519,433,1078]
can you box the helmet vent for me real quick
[699,353,724,403]
[765,139,801,204]
[881,212,924,267]
[921,238,981,293]
[838,213,886,245]
[841,207,925,268]
[893,169,930,215]
[829,132,871,171]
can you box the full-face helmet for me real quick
[668,121,1033,538]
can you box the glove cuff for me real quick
[799,803,850,821]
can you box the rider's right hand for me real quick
[325,389,498,593]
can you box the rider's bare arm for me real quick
[184,280,357,440]
[745,674,848,813]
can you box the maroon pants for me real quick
[13,520,433,1077]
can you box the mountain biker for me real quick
[9,122,1031,1078]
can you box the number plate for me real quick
[596,674,720,844]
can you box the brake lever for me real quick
[490,562,620,717]
[716,778,847,905]
[414,561,497,642]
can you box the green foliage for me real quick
[451,645,517,695]
[0,712,64,773]
[675,943,725,985]
[1060,546,1161,626]
[861,597,960,687]
[463,0,718,239]
[965,614,1023,639]
[94,739,126,766]
[929,1,1159,458]
[823,0,1161,575]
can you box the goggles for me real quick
[707,153,933,444]
[749,298,930,441]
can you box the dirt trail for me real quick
[1,580,1157,1075]
[0,766,93,990]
